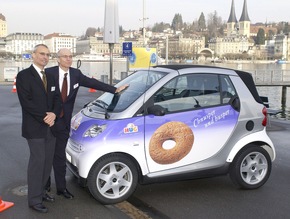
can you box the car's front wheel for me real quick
[229,146,272,189]
[87,154,138,205]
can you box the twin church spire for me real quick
[227,0,250,37]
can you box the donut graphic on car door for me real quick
[149,121,194,164]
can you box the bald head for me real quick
[57,48,73,71]
[57,48,72,57]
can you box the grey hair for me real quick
[57,50,61,58]
[56,48,71,58]
[33,44,48,53]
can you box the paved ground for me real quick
[1,85,290,219]
[0,86,133,219]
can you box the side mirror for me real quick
[229,96,240,112]
[147,105,166,116]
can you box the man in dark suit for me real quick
[16,44,61,213]
[45,48,128,199]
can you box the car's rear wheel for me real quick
[229,146,271,189]
[87,154,138,205]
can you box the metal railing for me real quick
[245,69,290,86]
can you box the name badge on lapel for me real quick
[74,83,79,89]
[51,86,56,91]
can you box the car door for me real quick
[144,73,240,173]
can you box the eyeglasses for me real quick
[59,55,73,59]
[37,52,51,57]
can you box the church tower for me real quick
[0,13,8,37]
[227,0,239,36]
[239,0,250,37]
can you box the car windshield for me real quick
[83,70,167,116]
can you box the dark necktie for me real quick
[40,70,47,92]
[61,73,68,102]
[60,73,68,118]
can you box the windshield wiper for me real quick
[95,99,109,107]
[92,100,110,119]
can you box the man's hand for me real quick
[115,84,129,93]
[44,112,56,127]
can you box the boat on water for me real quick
[210,58,223,63]
[276,59,287,64]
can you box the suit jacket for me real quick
[16,65,61,139]
[45,66,117,128]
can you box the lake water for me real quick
[1,60,290,119]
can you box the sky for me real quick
[1,0,290,37]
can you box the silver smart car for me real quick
[66,65,275,204]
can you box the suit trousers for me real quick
[52,117,70,191]
[26,128,56,206]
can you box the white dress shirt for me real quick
[59,67,70,95]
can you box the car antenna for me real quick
[142,60,152,113]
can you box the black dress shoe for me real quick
[30,203,48,213]
[42,193,55,202]
[57,189,74,199]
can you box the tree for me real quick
[152,22,171,32]
[171,13,183,31]
[218,22,226,36]
[256,28,265,45]
[207,11,223,38]
[276,21,286,34]
[197,12,206,31]
[283,22,290,34]
[182,22,195,34]
[190,20,197,32]
[85,27,98,37]
[119,25,124,35]
[266,29,275,40]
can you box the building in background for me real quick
[5,33,44,58]
[208,36,253,58]
[275,34,288,60]
[44,33,76,56]
[0,13,7,37]
[226,0,239,37]
[163,35,205,60]
[238,0,251,38]
[287,34,290,61]
[0,0,289,61]
[208,0,253,59]
[226,0,251,37]
[75,36,122,57]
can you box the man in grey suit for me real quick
[45,48,128,199]
[16,44,61,213]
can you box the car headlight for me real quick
[83,124,107,138]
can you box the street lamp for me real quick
[139,0,148,47]
[104,0,119,85]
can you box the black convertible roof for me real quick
[154,64,216,70]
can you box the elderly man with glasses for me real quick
[45,48,128,200]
